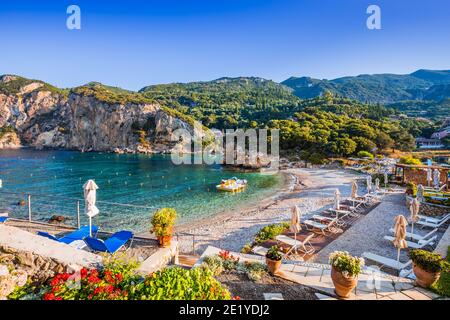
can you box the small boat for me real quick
[216,177,248,192]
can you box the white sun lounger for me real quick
[383,235,436,249]
[276,234,315,256]
[416,217,450,229]
[418,213,450,224]
[304,218,337,235]
[362,252,412,271]
[389,227,438,243]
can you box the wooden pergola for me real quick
[394,163,450,188]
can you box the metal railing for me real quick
[0,190,158,232]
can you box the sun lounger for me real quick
[389,227,437,243]
[416,217,450,229]
[37,225,99,245]
[0,217,7,223]
[383,235,436,249]
[304,218,337,235]
[418,213,450,225]
[362,252,412,271]
[84,230,134,254]
[276,233,315,256]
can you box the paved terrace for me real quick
[195,246,444,300]
[312,193,448,270]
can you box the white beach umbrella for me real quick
[351,181,358,199]
[433,169,440,189]
[409,198,420,238]
[290,206,302,253]
[366,175,372,193]
[334,189,341,210]
[392,215,408,270]
[375,178,380,191]
[417,184,424,203]
[427,168,433,187]
[83,179,99,237]
[383,172,388,188]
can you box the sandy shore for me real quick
[175,168,363,254]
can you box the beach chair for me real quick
[417,213,450,225]
[304,218,337,235]
[362,252,412,272]
[276,233,315,257]
[84,230,134,254]
[383,235,437,249]
[37,225,99,245]
[416,217,450,229]
[0,217,7,224]
[389,227,438,243]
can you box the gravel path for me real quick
[176,168,362,254]
[312,192,445,265]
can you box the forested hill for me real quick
[282,69,450,104]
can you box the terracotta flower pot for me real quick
[331,267,358,299]
[413,264,440,288]
[157,235,172,247]
[266,257,281,275]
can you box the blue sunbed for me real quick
[84,230,134,254]
[38,225,99,244]
[0,217,7,223]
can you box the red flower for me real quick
[80,268,88,278]
[115,273,123,282]
[232,296,241,300]
[43,293,56,300]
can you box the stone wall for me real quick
[0,245,75,283]
[406,196,449,217]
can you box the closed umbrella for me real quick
[392,215,408,270]
[375,178,380,191]
[351,181,358,199]
[433,169,440,189]
[334,189,341,210]
[417,184,424,202]
[83,180,99,237]
[366,175,372,193]
[383,172,388,188]
[409,198,420,239]
[290,206,302,253]
[427,168,432,187]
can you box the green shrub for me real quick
[399,156,422,166]
[406,182,417,197]
[431,247,450,297]
[134,267,231,300]
[329,251,364,278]
[254,222,289,245]
[202,255,224,276]
[357,151,374,159]
[150,208,177,237]
[241,262,268,281]
[409,249,450,273]
[266,246,282,261]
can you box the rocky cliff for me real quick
[0,75,203,153]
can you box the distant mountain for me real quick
[282,69,450,104]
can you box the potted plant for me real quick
[409,249,450,288]
[150,208,177,247]
[265,245,282,275]
[329,251,364,298]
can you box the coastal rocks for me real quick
[0,245,67,284]
[0,77,199,154]
[0,132,21,149]
[48,215,68,224]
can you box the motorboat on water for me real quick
[216,177,248,192]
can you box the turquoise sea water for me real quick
[0,149,283,232]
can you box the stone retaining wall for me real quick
[405,196,449,217]
[0,245,75,283]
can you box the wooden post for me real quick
[192,235,195,255]
[28,194,32,222]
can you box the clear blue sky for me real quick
[1,0,449,90]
